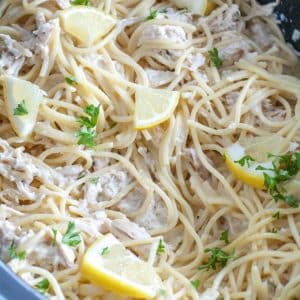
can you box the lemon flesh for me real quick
[225,143,274,189]
[60,7,116,45]
[171,0,207,15]
[81,234,160,298]
[3,76,43,138]
[134,87,179,129]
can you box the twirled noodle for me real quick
[0,0,299,299]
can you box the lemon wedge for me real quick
[3,76,43,138]
[224,143,275,189]
[134,87,179,129]
[81,234,161,298]
[171,0,207,15]
[59,7,116,45]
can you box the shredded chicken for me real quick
[0,139,70,202]
[163,8,193,24]
[247,19,272,50]
[0,34,32,75]
[205,5,241,33]
[262,99,286,121]
[0,13,56,76]
[145,68,174,88]
[84,166,132,203]
[138,25,186,46]
[134,195,167,231]
[109,217,151,258]
[219,33,250,66]
[117,186,146,214]
[0,220,18,259]
[56,0,70,9]
[185,51,206,71]
[56,165,84,179]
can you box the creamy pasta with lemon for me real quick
[0,0,300,299]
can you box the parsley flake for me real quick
[52,229,57,246]
[76,104,100,147]
[90,177,100,184]
[35,278,50,294]
[234,155,255,167]
[100,247,110,256]
[255,152,300,208]
[13,100,28,116]
[208,48,223,68]
[8,243,26,260]
[191,279,200,289]
[71,0,89,5]
[156,239,165,254]
[75,126,97,147]
[62,221,81,247]
[271,228,278,234]
[199,247,236,271]
[272,211,280,220]
[147,10,158,20]
[65,76,77,85]
[220,229,229,245]
[77,104,100,128]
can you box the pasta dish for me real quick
[0,0,299,299]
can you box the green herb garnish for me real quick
[234,155,255,167]
[271,228,278,233]
[156,239,165,254]
[35,278,50,294]
[147,10,158,20]
[76,104,100,147]
[198,248,236,271]
[62,221,81,247]
[77,104,100,128]
[255,152,300,208]
[75,126,97,147]
[208,48,223,68]
[220,229,229,245]
[100,247,110,256]
[90,177,100,184]
[13,100,28,116]
[71,0,89,5]
[8,243,26,260]
[52,229,57,246]
[190,279,200,289]
[65,76,77,85]
[272,211,280,220]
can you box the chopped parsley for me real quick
[147,10,158,20]
[100,247,110,256]
[77,104,100,128]
[198,247,236,271]
[71,0,89,5]
[156,239,165,254]
[208,48,223,68]
[255,152,300,208]
[35,278,50,294]
[90,177,100,184]
[65,76,77,85]
[8,243,26,260]
[271,228,278,233]
[76,104,100,147]
[272,211,280,220]
[13,100,28,116]
[52,229,58,246]
[75,127,97,147]
[190,279,200,289]
[220,229,229,245]
[234,155,255,167]
[62,221,81,247]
